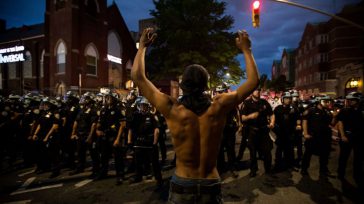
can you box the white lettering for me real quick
[0,53,25,64]
[0,46,25,54]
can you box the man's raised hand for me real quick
[139,28,157,48]
[235,30,251,53]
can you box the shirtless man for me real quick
[132,28,259,203]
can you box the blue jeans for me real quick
[168,174,223,204]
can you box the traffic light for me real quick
[252,0,260,28]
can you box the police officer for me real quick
[216,84,239,177]
[273,91,299,171]
[0,96,14,169]
[301,95,335,177]
[69,92,97,175]
[128,97,162,187]
[20,93,41,167]
[291,90,304,167]
[124,89,139,173]
[241,88,275,177]
[337,92,364,192]
[62,91,80,169]
[5,94,24,166]
[95,92,123,180]
[33,98,62,178]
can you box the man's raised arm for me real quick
[219,30,260,109]
[131,28,173,117]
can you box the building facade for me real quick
[294,22,332,98]
[0,0,136,96]
[272,1,364,98]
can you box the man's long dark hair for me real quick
[178,64,211,115]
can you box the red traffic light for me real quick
[252,0,260,28]
[253,1,260,10]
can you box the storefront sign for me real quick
[0,46,25,64]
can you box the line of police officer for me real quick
[215,84,364,195]
[0,89,166,187]
[1,88,363,193]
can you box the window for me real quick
[56,41,66,73]
[85,44,98,76]
[23,51,32,78]
[8,63,16,79]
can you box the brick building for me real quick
[294,22,332,98]
[272,1,364,98]
[0,0,136,95]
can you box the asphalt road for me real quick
[0,135,361,204]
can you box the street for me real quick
[0,135,359,204]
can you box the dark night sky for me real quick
[0,0,361,82]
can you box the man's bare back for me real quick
[165,96,230,178]
[131,28,259,180]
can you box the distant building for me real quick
[0,0,137,95]
[295,22,331,98]
[327,2,364,96]
[281,48,296,83]
[272,1,364,98]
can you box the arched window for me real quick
[85,44,98,76]
[40,50,45,78]
[56,41,66,73]
[23,51,32,78]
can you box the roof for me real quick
[0,23,44,43]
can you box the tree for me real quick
[147,0,244,86]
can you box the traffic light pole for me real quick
[268,0,364,32]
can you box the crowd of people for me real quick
[1,28,364,203]
[0,89,167,187]
[1,87,363,190]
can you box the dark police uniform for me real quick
[292,101,305,166]
[301,106,332,175]
[130,111,162,183]
[218,108,238,174]
[273,104,299,169]
[36,109,62,177]
[241,98,273,175]
[96,104,122,178]
[337,106,364,189]
[72,105,97,173]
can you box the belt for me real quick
[170,182,221,195]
